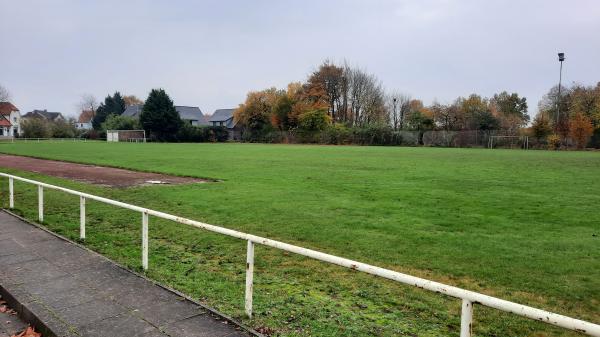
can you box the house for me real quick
[122,105,209,126]
[0,102,21,137]
[22,109,65,122]
[76,110,94,130]
[208,108,241,140]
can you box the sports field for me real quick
[0,142,598,337]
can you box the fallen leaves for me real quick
[12,326,42,337]
[0,299,17,315]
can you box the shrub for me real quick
[101,114,139,131]
[50,120,77,138]
[207,126,229,142]
[322,123,351,145]
[351,124,401,146]
[175,125,229,143]
[547,134,561,150]
[21,118,51,138]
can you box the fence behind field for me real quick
[1,172,598,336]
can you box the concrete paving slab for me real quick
[0,211,255,337]
[78,312,158,337]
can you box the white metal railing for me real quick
[0,172,598,337]
[0,138,91,143]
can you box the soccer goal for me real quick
[488,135,529,149]
[106,130,146,143]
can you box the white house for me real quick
[76,110,94,130]
[0,102,21,137]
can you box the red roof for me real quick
[0,116,12,127]
[0,102,19,116]
[78,110,95,123]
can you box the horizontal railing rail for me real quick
[0,138,95,143]
[0,172,598,337]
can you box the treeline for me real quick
[532,82,600,148]
[234,60,532,146]
[84,89,228,142]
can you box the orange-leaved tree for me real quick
[569,113,593,149]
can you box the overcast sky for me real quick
[1,0,599,118]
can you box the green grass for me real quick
[0,142,598,336]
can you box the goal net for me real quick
[488,136,529,149]
[106,130,146,143]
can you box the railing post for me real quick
[80,196,86,239]
[142,211,148,270]
[38,185,43,222]
[8,177,14,208]
[245,240,254,318]
[460,299,473,337]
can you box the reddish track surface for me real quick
[0,154,207,187]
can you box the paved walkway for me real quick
[0,211,252,337]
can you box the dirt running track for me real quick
[0,154,208,187]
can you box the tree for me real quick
[569,113,593,149]
[123,95,144,107]
[92,92,126,129]
[538,85,571,129]
[387,92,410,130]
[78,94,98,114]
[346,67,387,126]
[0,84,10,102]
[531,113,553,141]
[21,119,50,138]
[101,114,139,131]
[304,61,345,122]
[140,89,182,141]
[234,88,283,138]
[50,119,77,138]
[298,109,331,132]
[490,91,529,132]
[271,94,295,130]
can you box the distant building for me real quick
[122,105,209,126]
[76,110,95,130]
[0,102,21,137]
[22,109,65,122]
[208,108,241,140]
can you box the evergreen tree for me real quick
[140,89,183,141]
[92,91,126,129]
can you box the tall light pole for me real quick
[556,52,565,130]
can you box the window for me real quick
[13,117,17,122]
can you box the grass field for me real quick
[0,142,598,336]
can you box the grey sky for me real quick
[1,0,599,118]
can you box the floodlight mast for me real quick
[556,52,565,131]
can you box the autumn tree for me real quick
[531,113,553,141]
[569,113,593,149]
[123,95,144,107]
[234,88,283,139]
[304,61,345,122]
[490,91,529,132]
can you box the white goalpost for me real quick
[488,135,529,149]
[106,130,146,143]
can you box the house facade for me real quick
[22,109,65,122]
[0,102,21,137]
[122,105,209,126]
[76,110,94,130]
[208,108,241,140]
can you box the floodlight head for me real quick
[558,52,565,62]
